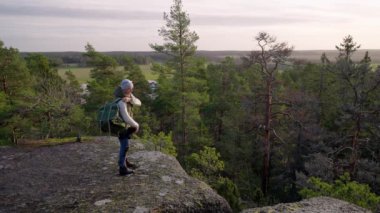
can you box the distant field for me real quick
[58,67,92,83]
[290,50,380,63]
[58,65,158,83]
[196,49,380,63]
[139,64,158,80]
[371,63,379,70]
[28,50,380,67]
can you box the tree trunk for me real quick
[216,111,224,143]
[180,54,187,160]
[12,128,17,145]
[216,70,227,143]
[349,113,361,178]
[1,76,8,95]
[46,111,52,139]
[178,23,188,158]
[262,76,272,195]
[318,67,324,125]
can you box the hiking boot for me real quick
[119,166,134,176]
[125,158,138,169]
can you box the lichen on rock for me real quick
[242,196,371,213]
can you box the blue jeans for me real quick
[118,137,129,167]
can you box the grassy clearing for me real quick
[371,63,379,71]
[0,140,12,146]
[15,136,96,147]
[58,64,158,83]
[139,64,159,80]
[58,67,92,83]
[45,136,94,144]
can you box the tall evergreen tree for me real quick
[83,44,126,114]
[123,56,157,137]
[333,36,380,178]
[150,0,201,159]
[245,32,293,195]
[0,41,34,144]
[150,63,178,133]
[25,54,88,138]
[204,57,261,204]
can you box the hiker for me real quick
[114,79,141,176]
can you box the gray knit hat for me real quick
[120,79,133,90]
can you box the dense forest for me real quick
[1,0,379,211]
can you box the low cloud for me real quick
[0,4,162,21]
[0,3,348,27]
[0,1,376,51]
[192,14,317,26]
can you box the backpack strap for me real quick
[105,98,123,136]
[113,98,122,103]
[114,98,125,122]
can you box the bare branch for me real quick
[272,128,285,144]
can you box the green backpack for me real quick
[98,98,126,135]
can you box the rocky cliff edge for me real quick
[0,137,232,212]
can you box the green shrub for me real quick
[215,177,241,212]
[154,131,177,157]
[186,146,224,181]
[299,173,380,212]
[186,146,241,212]
[0,138,12,146]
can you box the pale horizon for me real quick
[1,0,379,52]
[16,49,380,53]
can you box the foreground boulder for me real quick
[242,196,370,213]
[0,137,231,212]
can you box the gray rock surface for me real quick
[242,196,371,213]
[0,137,231,212]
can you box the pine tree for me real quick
[332,36,380,178]
[245,32,293,195]
[83,44,125,114]
[150,0,201,160]
[0,41,34,144]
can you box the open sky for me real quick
[1,0,379,51]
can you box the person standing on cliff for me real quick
[114,79,141,176]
